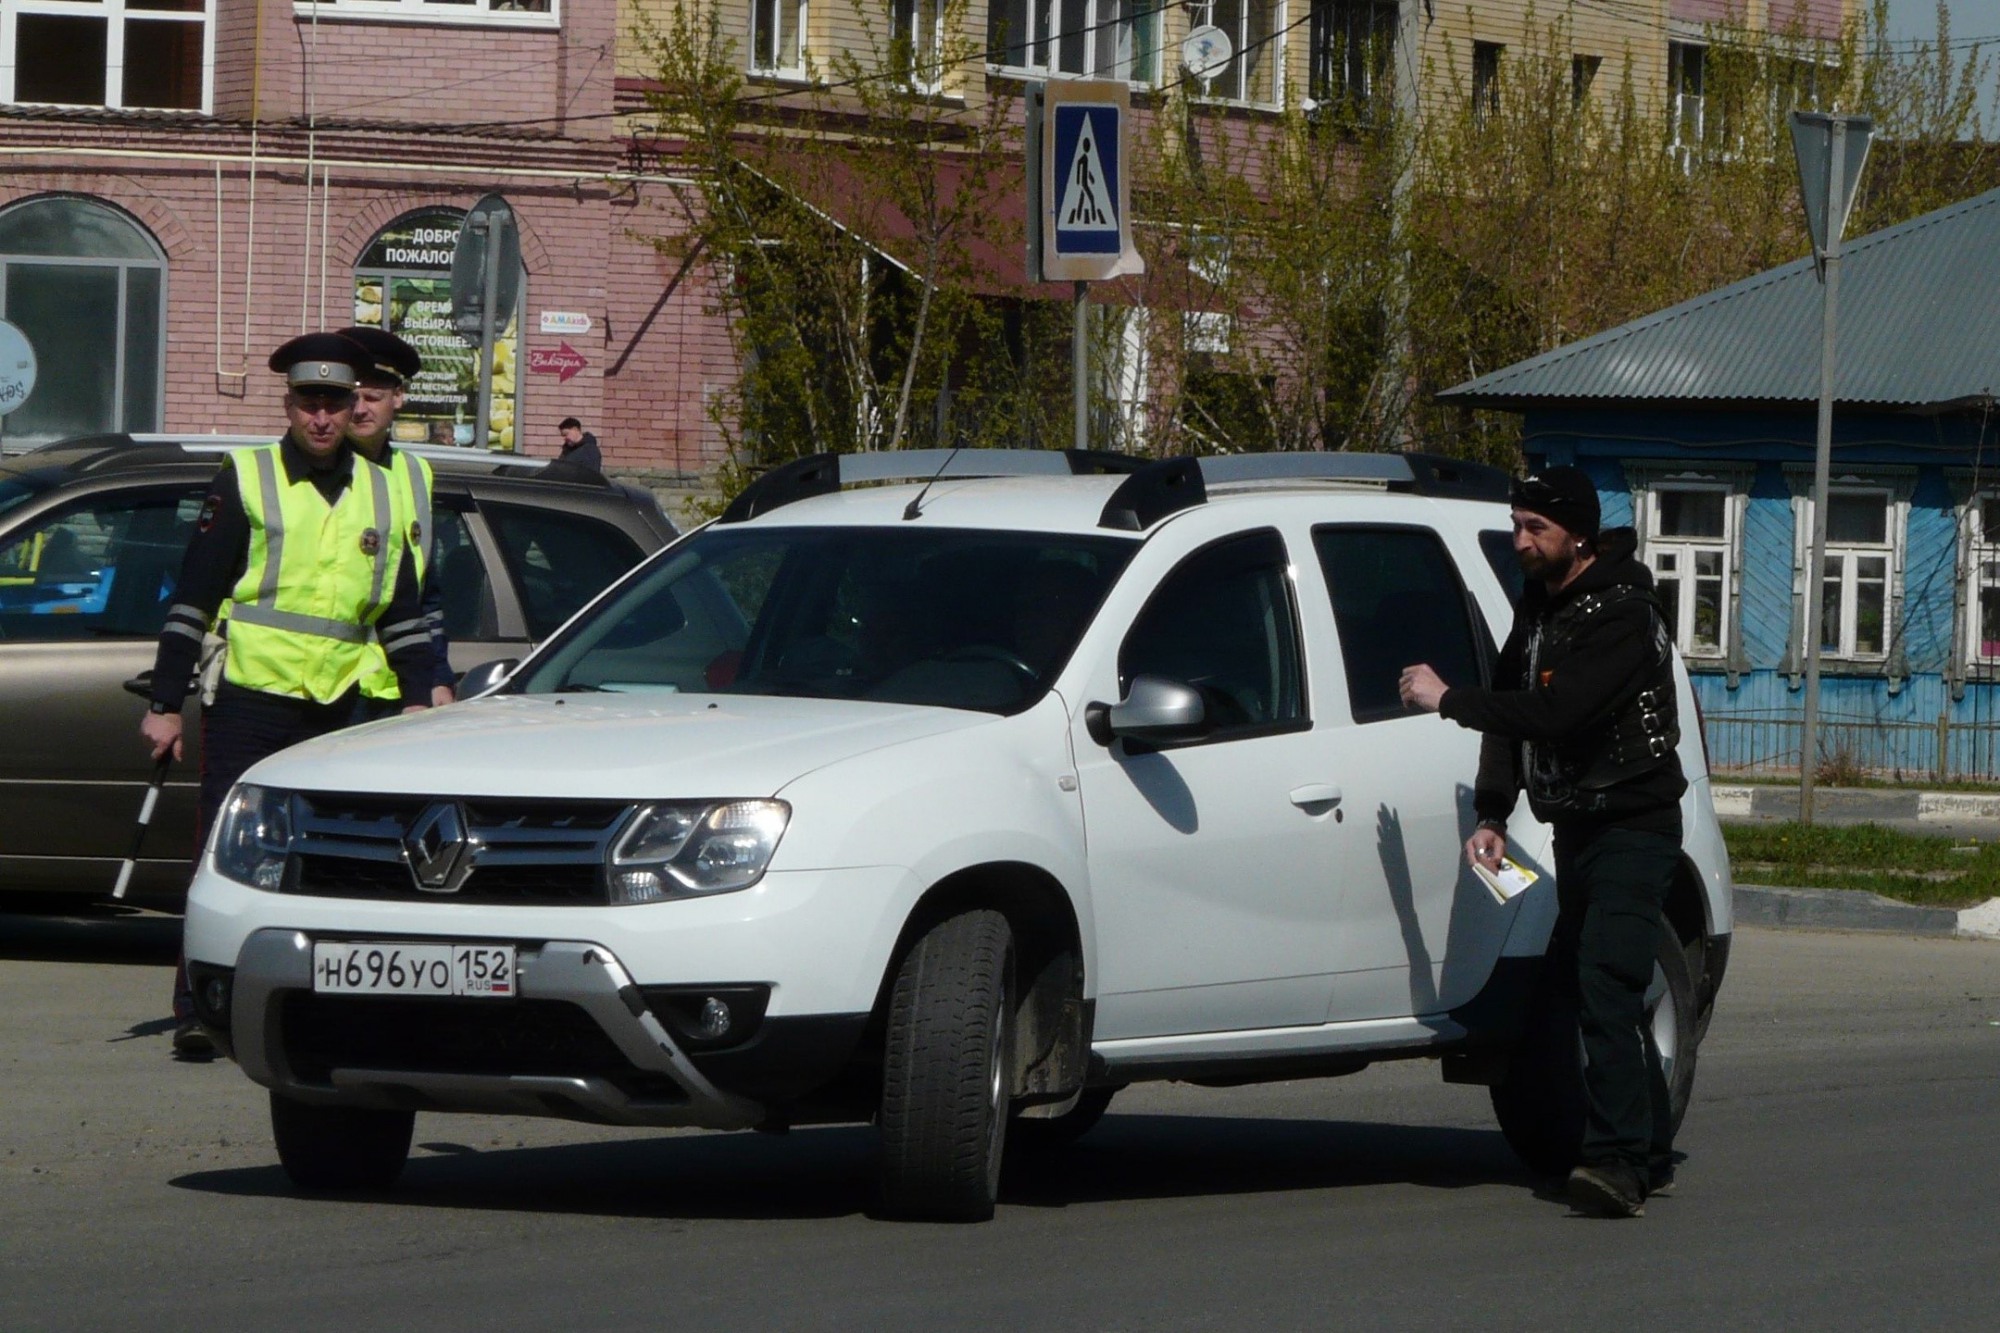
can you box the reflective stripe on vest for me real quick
[358,449,437,702]
[223,443,406,703]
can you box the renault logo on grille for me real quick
[404,802,475,893]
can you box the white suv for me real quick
[183,450,1733,1221]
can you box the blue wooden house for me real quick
[1440,187,2000,780]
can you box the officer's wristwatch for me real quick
[1476,818,1508,834]
[148,700,177,716]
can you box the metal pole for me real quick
[1799,120,1846,825]
[474,213,503,451]
[1073,280,1089,452]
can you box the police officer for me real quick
[140,333,434,1056]
[1398,466,1687,1218]
[338,324,455,714]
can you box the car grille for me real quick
[279,993,663,1089]
[282,792,631,906]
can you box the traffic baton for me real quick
[112,754,172,900]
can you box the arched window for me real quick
[0,196,166,446]
[353,207,523,452]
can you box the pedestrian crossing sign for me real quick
[1038,80,1144,282]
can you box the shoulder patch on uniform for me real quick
[360,528,382,556]
[408,520,421,548]
[197,494,221,533]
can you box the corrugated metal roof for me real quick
[1439,186,2000,409]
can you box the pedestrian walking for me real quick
[339,324,455,713]
[140,332,435,1058]
[1397,466,1687,1218]
[556,417,602,471]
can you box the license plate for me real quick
[311,941,516,998]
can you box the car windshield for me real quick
[517,525,1137,714]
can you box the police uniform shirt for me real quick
[148,435,432,712]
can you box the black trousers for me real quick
[174,682,360,1021]
[1550,820,1682,1174]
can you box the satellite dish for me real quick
[1181,25,1234,83]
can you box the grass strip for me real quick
[1723,822,1999,909]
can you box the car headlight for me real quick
[608,799,790,903]
[212,784,295,891]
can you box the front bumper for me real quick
[229,928,768,1129]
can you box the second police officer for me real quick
[140,333,435,1055]
[338,324,456,714]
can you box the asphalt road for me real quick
[3,913,1997,1331]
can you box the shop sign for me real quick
[528,342,588,383]
[539,311,592,335]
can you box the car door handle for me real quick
[1289,784,1342,808]
[123,672,154,700]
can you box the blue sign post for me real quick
[1034,81,1144,450]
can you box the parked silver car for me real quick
[0,434,675,906]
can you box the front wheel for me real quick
[269,1093,414,1192]
[1489,919,1698,1176]
[878,909,1014,1222]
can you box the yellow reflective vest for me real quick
[222,442,410,703]
[358,448,435,702]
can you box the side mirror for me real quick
[1085,674,1207,747]
[456,658,520,700]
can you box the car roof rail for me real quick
[1096,451,1510,530]
[716,448,1146,523]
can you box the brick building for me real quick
[0,0,733,498]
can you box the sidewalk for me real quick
[1711,782,2000,834]
[1714,784,2000,938]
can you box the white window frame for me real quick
[1189,0,1286,108]
[1669,40,1705,152]
[749,0,807,78]
[1961,490,2000,669]
[1805,486,1897,663]
[288,0,560,30]
[892,0,945,94]
[986,0,1161,88]
[1,0,215,113]
[1644,482,1735,660]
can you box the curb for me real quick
[1736,884,2000,939]
[1713,783,2000,823]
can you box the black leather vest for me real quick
[1522,583,1681,816]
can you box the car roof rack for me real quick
[717,449,1146,523]
[717,448,1510,529]
[43,433,588,482]
[1097,451,1509,530]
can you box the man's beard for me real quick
[1517,544,1578,583]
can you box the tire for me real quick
[1009,1085,1119,1151]
[878,909,1014,1222]
[269,1092,414,1192]
[1489,920,1698,1176]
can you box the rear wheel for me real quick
[269,1092,414,1191]
[1490,920,1698,1176]
[878,909,1014,1222]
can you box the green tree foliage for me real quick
[640,0,2000,495]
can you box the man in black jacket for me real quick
[1398,466,1687,1218]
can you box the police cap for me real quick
[336,325,423,387]
[268,332,369,390]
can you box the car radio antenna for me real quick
[902,446,964,521]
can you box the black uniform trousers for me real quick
[172,680,360,1021]
[1549,819,1682,1175]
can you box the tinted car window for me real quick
[1314,525,1484,723]
[1118,530,1305,733]
[520,526,1135,714]
[1479,529,1524,604]
[432,505,497,641]
[0,486,202,640]
[481,502,646,638]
